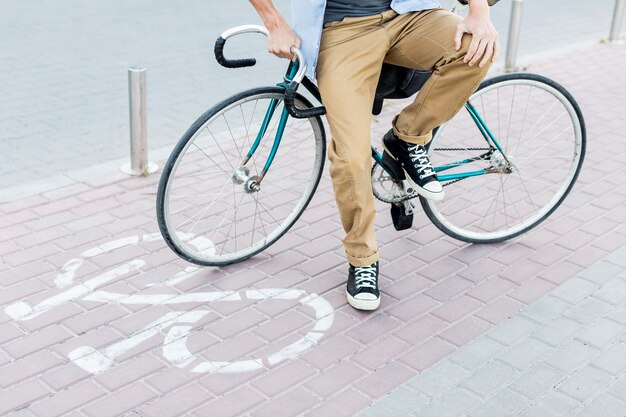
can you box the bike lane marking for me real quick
[3,233,335,375]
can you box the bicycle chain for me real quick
[434,147,491,152]
[372,147,491,203]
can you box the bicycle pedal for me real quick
[391,203,414,231]
[381,151,406,181]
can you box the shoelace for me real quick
[354,264,377,290]
[408,145,435,179]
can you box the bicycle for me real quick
[156,25,586,266]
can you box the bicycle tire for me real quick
[421,73,586,243]
[156,86,326,266]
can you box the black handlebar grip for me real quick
[284,81,326,119]
[214,36,257,68]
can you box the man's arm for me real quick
[249,0,301,60]
[454,0,500,68]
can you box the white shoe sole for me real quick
[382,144,445,202]
[346,291,380,311]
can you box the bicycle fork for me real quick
[233,62,301,193]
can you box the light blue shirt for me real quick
[291,0,440,81]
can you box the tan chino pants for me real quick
[316,8,491,266]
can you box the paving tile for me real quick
[386,293,439,322]
[252,360,316,397]
[533,316,585,346]
[468,388,531,417]
[407,360,471,398]
[509,363,567,400]
[29,380,106,417]
[394,314,447,345]
[193,386,265,417]
[521,295,571,324]
[305,361,365,399]
[544,340,599,373]
[410,387,481,417]
[456,258,505,284]
[354,361,416,399]
[508,278,556,304]
[400,337,456,372]
[574,394,626,417]
[551,277,600,304]
[497,337,552,371]
[359,386,428,417]
[536,391,583,417]
[431,295,482,323]
[440,316,491,347]
[578,260,624,285]
[576,318,624,348]
[423,276,472,301]
[449,336,507,371]
[486,315,539,346]
[138,383,212,417]
[41,362,91,391]
[82,382,158,417]
[250,387,319,417]
[0,380,50,415]
[300,335,361,370]
[352,336,411,370]
[466,277,515,303]
[459,360,519,398]
[593,277,626,305]
[3,325,73,359]
[557,365,614,402]
[307,388,370,417]
[474,296,524,324]
[346,313,401,345]
[564,297,613,325]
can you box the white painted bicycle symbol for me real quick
[4,233,334,375]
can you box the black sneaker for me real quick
[346,261,380,310]
[382,129,444,202]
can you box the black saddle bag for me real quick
[372,63,431,115]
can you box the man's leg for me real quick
[377,8,492,202]
[316,14,390,310]
[385,8,493,144]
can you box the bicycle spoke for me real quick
[219,186,247,256]
[222,113,244,162]
[205,125,236,172]
[191,142,232,178]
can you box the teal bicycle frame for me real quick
[245,62,508,184]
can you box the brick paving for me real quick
[360,246,626,417]
[1,40,626,417]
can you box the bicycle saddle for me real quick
[372,64,431,115]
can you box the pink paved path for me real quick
[1,42,625,417]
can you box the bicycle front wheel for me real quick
[421,73,586,243]
[156,87,326,266]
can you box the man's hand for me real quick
[267,21,301,61]
[249,0,301,61]
[454,0,499,68]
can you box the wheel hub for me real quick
[490,150,514,173]
[232,166,251,184]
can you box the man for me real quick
[250,0,499,310]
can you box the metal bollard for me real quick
[121,67,158,176]
[505,0,524,72]
[609,0,625,42]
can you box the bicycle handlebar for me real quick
[214,25,326,119]
[214,25,268,68]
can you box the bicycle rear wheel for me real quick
[156,87,326,265]
[421,73,586,243]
